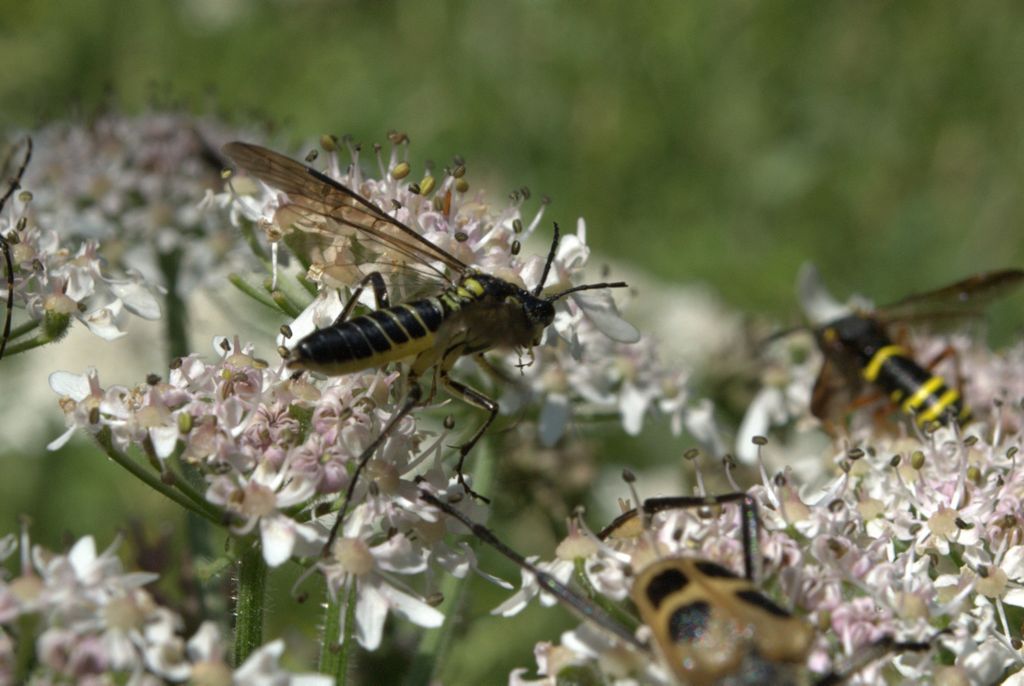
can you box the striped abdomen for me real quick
[861,345,971,426]
[289,297,452,375]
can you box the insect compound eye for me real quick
[668,600,711,643]
[644,568,689,609]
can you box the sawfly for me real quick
[223,141,638,550]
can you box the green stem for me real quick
[2,331,59,356]
[158,246,190,359]
[239,221,270,261]
[233,540,268,666]
[167,453,216,510]
[94,428,221,524]
[402,439,497,686]
[270,287,302,318]
[320,578,358,684]
[229,273,281,311]
[13,613,38,684]
[5,318,36,341]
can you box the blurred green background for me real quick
[3,1,1024,683]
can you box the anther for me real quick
[320,134,339,152]
[391,162,411,180]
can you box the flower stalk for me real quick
[234,539,268,666]
[94,427,221,524]
[320,579,358,684]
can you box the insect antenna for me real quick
[419,489,646,650]
[546,281,630,303]
[533,222,560,296]
[533,223,630,302]
[0,137,32,361]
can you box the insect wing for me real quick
[223,142,469,293]
[875,268,1024,327]
[809,357,858,422]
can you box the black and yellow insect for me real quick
[0,137,32,361]
[421,481,936,685]
[798,265,1024,429]
[222,141,637,546]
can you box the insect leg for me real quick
[473,353,520,389]
[813,633,941,686]
[600,491,762,582]
[332,271,390,326]
[439,366,497,503]
[322,383,422,556]
[419,489,646,651]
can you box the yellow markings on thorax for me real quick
[462,277,486,296]
[862,345,909,382]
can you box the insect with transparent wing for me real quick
[0,137,32,361]
[421,475,939,685]
[223,141,639,550]
[787,264,1024,430]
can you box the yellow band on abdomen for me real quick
[901,375,946,414]
[862,345,909,382]
[916,388,962,424]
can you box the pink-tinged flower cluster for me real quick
[0,142,162,349]
[48,336,468,646]
[438,359,1024,683]
[25,112,265,295]
[0,529,330,686]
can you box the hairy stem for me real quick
[94,428,221,524]
[233,541,267,665]
[320,578,358,684]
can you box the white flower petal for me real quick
[377,582,444,629]
[109,278,162,320]
[186,621,223,663]
[618,383,650,436]
[570,289,640,344]
[82,302,128,340]
[149,425,180,459]
[67,536,98,579]
[260,517,297,567]
[354,582,388,650]
[48,370,92,400]
[47,426,78,451]
[538,394,571,447]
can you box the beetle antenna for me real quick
[533,222,560,296]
